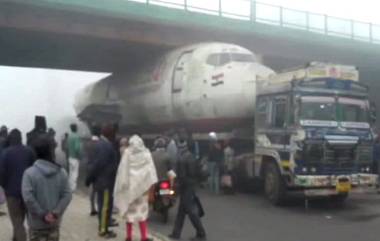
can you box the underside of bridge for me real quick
[2,1,380,72]
[1,0,380,120]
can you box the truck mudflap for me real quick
[293,174,378,197]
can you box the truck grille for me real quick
[302,142,373,167]
[356,145,373,163]
[324,143,355,167]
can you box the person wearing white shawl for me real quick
[114,135,158,241]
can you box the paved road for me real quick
[150,190,380,241]
[1,188,379,241]
[0,192,165,241]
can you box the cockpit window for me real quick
[219,53,230,66]
[206,53,254,67]
[230,53,255,63]
[206,54,219,66]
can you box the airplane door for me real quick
[172,51,193,119]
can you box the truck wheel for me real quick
[264,162,286,205]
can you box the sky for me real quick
[0,0,378,140]
[144,0,380,24]
[259,0,380,24]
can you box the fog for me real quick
[0,66,109,142]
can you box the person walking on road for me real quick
[169,140,207,241]
[27,116,47,147]
[119,137,129,156]
[207,133,223,194]
[84,125,102,216]
[67,123,82,192]
[60,133,69,172]
[0,125,8,216]
[22,134,72,241]
[114,135,158,241]
[0,129,35,241]
[0,125,8,153]
[85,126,119,239]
[166,130,178,168]
[222,140,235,193]
[373,134,380,193]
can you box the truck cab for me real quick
[254,62,378,204]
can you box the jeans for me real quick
[208,162,220,194]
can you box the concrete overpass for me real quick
[1,0,380,72]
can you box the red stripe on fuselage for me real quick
[212,73,224,80]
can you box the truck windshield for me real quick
[300,96,336,121]
[338,97,369,122]
[300,96,370,124]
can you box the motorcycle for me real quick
[152,180,176,223]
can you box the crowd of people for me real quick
[0,116,239,241]
[0,116,71,241]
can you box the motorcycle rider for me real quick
[152,137,176,182]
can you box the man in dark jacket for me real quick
[169,140,206,241]
[0,125,8,154]
[0,125,8,216]
[27,116,47,147]
[22,134,72,241]
[373,135,380,193]
[85,125,118,239]
[0,129,35,241]
[84,125,101,216]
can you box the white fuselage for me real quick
[74,43,275,133]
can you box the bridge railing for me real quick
[129,0,380,44]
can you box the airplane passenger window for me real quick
[206,53,230,66]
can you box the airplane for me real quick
[74,42,275,135]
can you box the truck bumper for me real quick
[293,173,378,197]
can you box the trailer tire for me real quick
[330,193,348,207]
[264,161,286,205]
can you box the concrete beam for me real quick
[0,1,380,73]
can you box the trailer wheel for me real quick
[330,193,348,207]
[264,161,286,205]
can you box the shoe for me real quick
[190,235,206,241]
[0,211,6,217]
[99,231,117,239]
[90,210,98,216]
[141,238,154,241]
[109,220,119,227]
[168,234,180,240]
